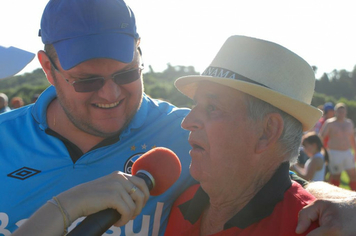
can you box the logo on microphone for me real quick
[124,153,144,174]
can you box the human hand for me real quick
[57,171,150,227]
[296,198,356,236]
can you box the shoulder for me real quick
[253,182,318,235]
[277,182,318,234]
[0,105,32,126]
[318,117,325,124]
[326,117,337,124]
[142,96,191,138]
[269,182,315,217]
[346,118,354,125]
[145,95,190,118]
[313,152,324,159]
[284,181,316,207]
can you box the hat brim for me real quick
[53,33,136,70]
[175,76,322,131]
[0,46,35,79]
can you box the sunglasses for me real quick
[47,55,144,93]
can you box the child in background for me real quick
[291,132,328,182]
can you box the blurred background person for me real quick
[0,93,11,114]
[291,132,327,182]
[314,102,334,151]
[10,96,24,109]
[320,102,356,190]
[314,102,335,134]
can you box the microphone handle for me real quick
[67,172,154,236]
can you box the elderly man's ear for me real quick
[255,113,284,154]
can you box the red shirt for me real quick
[165,163,318,236]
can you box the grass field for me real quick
[325,170,352,190]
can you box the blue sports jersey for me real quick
[0,86,195,236]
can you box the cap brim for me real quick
[175,76,322,131]
[53,33,136,70]
[0,46,35,79]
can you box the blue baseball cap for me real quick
[39,0,139,70]
[323,102,334,112]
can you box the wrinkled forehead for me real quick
[195,80,240,94]
[193,81,248,107]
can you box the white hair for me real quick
[243,93,302,162]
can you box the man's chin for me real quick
[75,123,123,138]
[92,126,123,138]
[189,165,204,183]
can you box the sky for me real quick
[1,0,355,79]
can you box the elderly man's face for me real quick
[182,81,261,196]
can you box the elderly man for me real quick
[165,35,322,235]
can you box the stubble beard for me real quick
[55,87,142,139]
[52,68,143,138]
[59,98,141,138]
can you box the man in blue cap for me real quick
[0,0,194,234]
[313,102,334,134]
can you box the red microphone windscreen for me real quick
[132,147,182,196]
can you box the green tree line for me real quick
[312,65,356,124]
[0,64,197,108]
[1,64,356,124]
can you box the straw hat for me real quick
[175,35,322,131]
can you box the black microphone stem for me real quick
[67,171,154,236]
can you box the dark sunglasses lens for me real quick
[113,69,141,85]
[73,78,105,92]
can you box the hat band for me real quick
[202,66,268,88]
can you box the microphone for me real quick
[67,147,182,236]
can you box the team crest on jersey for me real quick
[124,152,145,174]
[124,144,156,174]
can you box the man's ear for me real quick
[37,50,55,85]
[255,113,284,154]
